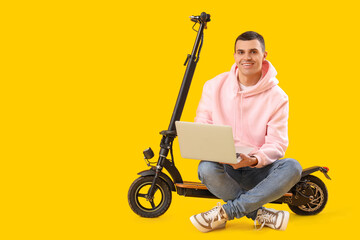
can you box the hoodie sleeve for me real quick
[194,81,213,124]
[252,97,289,168]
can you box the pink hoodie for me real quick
[195,60,289,168]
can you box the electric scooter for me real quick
[128,12,331,218]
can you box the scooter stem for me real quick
[167,14,209,131]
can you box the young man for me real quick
[190,31,302,232]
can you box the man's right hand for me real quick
[225,153,258,169]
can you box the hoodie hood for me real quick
[229,60,279,97]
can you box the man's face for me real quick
[234,39,267,78]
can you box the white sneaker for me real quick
[190,202,228,233]
[254,208,289,231]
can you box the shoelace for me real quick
[203,203,224,223]
[254,211,276,230]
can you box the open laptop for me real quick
[175,121,253,164]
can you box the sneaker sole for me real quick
[190,215,210,233]
[190,215,226,233]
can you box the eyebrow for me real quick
[236,48,259,52]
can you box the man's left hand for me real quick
[228,154,258,169]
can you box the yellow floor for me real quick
[123,188,349,239]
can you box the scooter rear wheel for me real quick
[288,175,328,215]
[128,176,172,218]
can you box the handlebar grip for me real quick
[201,12,211,22]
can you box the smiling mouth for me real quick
[241,62,254,68]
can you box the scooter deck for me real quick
[175,181,293,197]
[175,181,208,190]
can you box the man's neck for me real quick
[238,72,262,87]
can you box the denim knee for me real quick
[198,161,222,182]
[282,158,302,183]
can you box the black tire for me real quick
[128,176,172,218]
[288,175,328,215]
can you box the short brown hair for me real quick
[234,31,265,52]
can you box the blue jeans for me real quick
[198,158,302,220]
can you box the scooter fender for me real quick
[137,169,176,191]
[301,166,331,180]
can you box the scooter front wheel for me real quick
[128,176,172,218]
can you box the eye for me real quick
[251,50,257,54]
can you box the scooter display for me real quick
[128,12,331,218]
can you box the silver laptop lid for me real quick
[175,121,239,164]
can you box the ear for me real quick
[263,51,268,61]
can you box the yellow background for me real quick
[1,0,359,239]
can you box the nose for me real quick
[244,52,252,60]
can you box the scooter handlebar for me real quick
[190,12,211,23]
